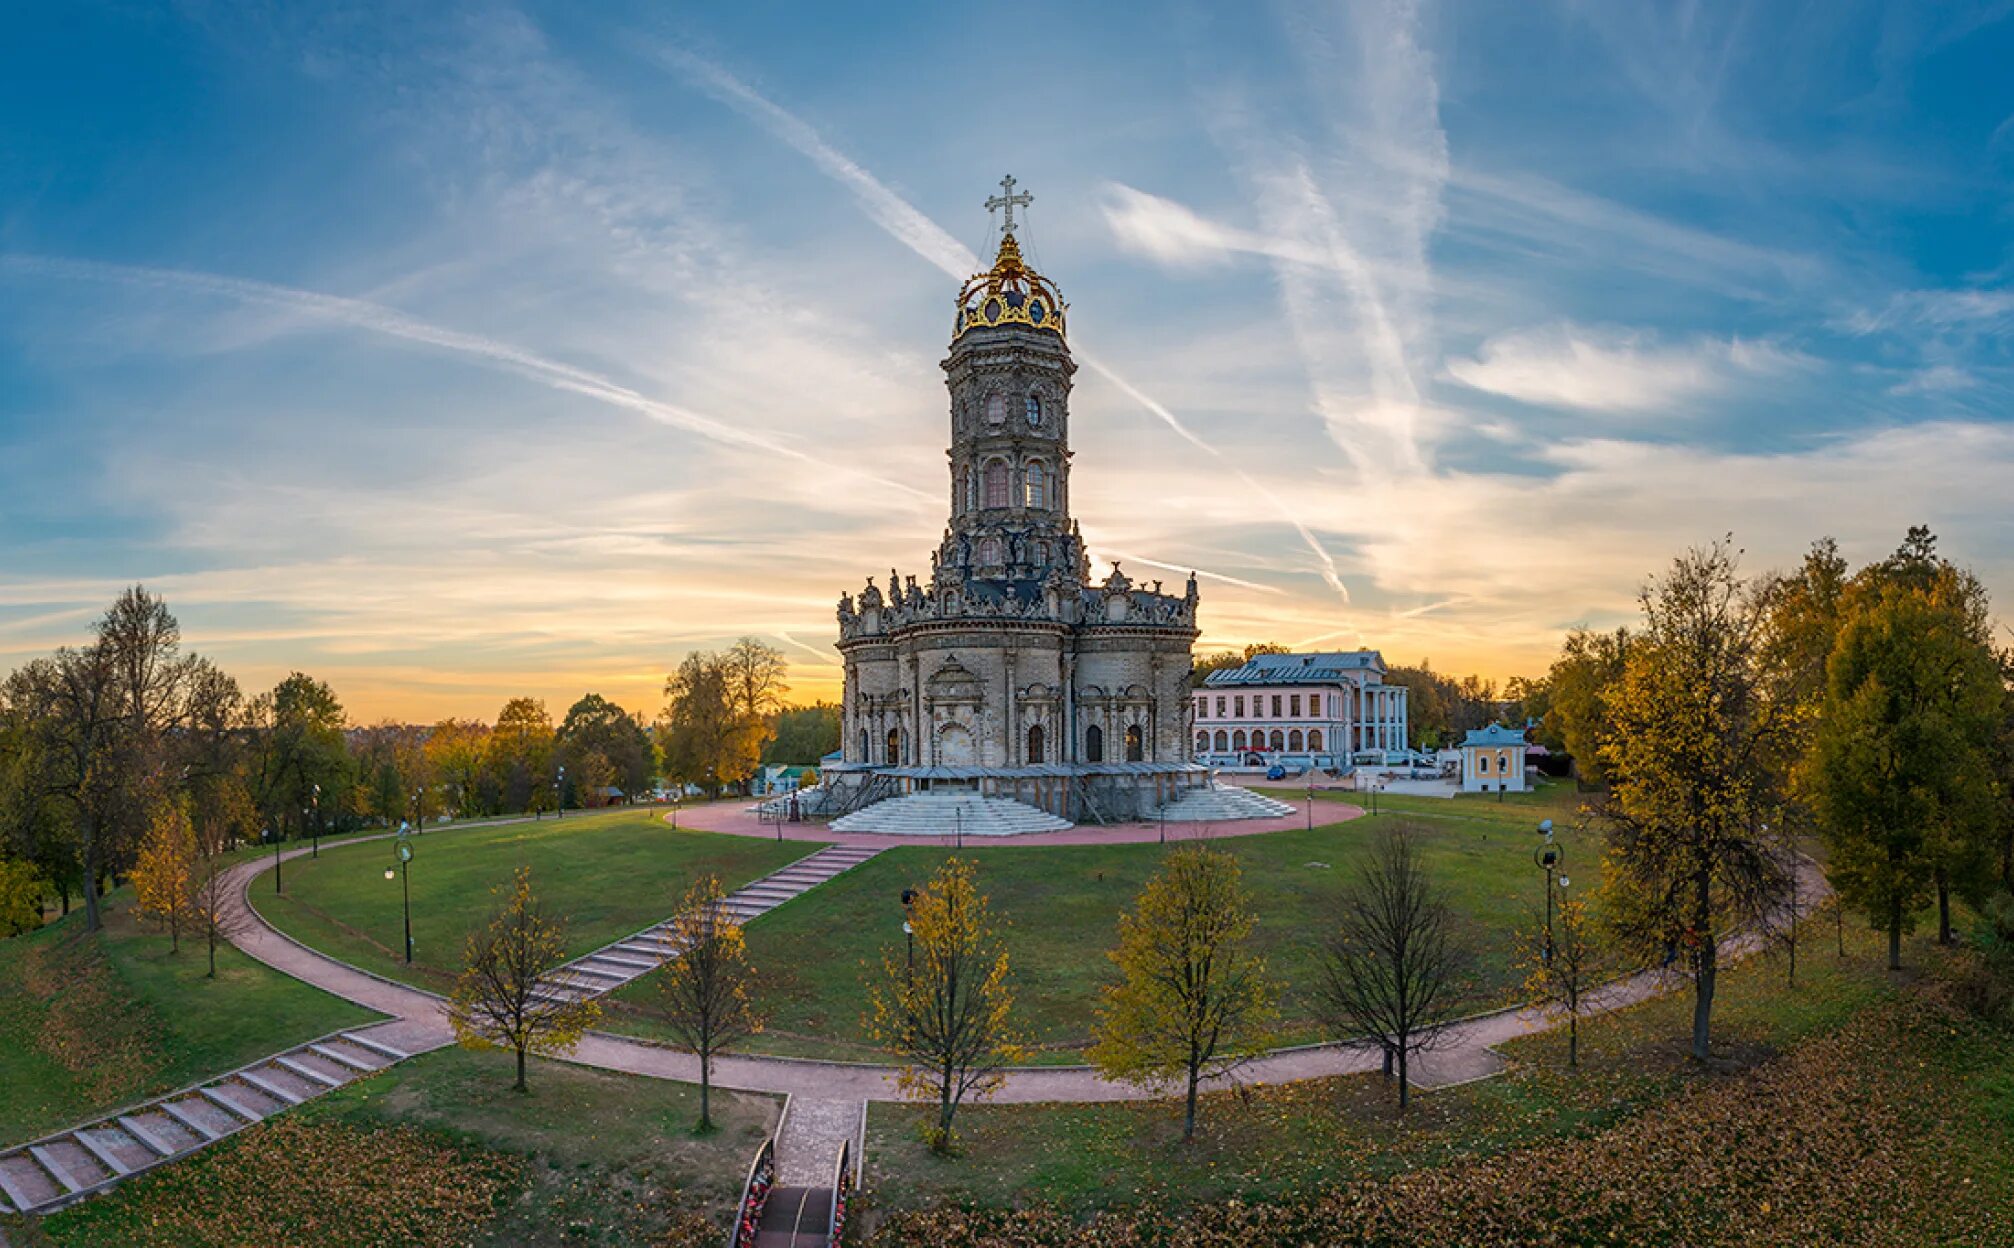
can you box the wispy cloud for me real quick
[1443,323,1808,414]
[0,254,929,500]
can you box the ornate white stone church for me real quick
[817,181,1289,830]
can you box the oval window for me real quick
[1026,394,1042,425]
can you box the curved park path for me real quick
[219,813,1828,1102]
[0,810,1807,1225]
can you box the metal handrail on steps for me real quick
[828,1136,854,1247]
[728,1135,776,1248]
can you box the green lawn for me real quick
[0,891,379,1147]
[861,917,2012,1240]
[36,1046,779,1247]
[250,808,808,992]
[602,785,1600,1062]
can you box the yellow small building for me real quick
[1460,724,1529,793]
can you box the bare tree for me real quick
[449,866,602,1091]
[1314,825,1463,1110]
[657,874,762,1131]
[189,780,255,978]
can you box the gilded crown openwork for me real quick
[953,233,1067,343]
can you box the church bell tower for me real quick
[935,176,1086,594]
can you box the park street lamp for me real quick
[900,888,918,974]
[556,764,566,821]
[384,827,415,964]
[268,826,282,894]
[311,783,322,858]
[1534,818,1565,965]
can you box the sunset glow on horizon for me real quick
[4,5,2011,724]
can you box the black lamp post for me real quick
[269,826,282,894]
[556,764,566,821]
[386,832,415,964]
[901,888,917,974]
[310,783,322,858]
[1306,783,1316,831]
[1534,818,1564,964]
[413,788,425,835]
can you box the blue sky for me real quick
[3,2,2011,720]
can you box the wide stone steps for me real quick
[551,844,885,997]
[754,1185,835,1247]
[829,793,1074,837]
[1149,784,1296,823]
[0,1028,419,1216]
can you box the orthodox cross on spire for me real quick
[985,174,1033,236]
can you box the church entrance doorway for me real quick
[938,723,975,766]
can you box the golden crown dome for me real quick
[953,232,1067,343]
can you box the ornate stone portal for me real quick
[828,181,1207,823]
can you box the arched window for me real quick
[1214,729,1229,751]
[985,392,1006,425]
[1027,724,1045,764]
[1232,729,1247,750]
[1025,462,1046,509]
[1478,753,1490,773]
[887,728,902,766]
[1269,730,1285,751]
[1125,724,1145,762]
[1307,729,1323,751]
[1026,394,1043,426]
[1288,729,1304,751]
[983,460,1009,508]
[979,536,1002,565]
[1195,731,1209,754]
[1085,724,1104,763]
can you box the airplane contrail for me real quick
[657,46,1352,605]
[0,253,933,501]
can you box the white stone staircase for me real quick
[535,844,885,1004]
[829,792,1073,837]
[1149,783,1296,823]
[0,1026,427,1217]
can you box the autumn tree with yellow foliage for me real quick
[657,874,763,1131]
[1596,540,1798,1064]
[867,858,1023,1153]
[1517,894,1604,1068]
[1091,845,1276,1141]
[133,795,196,953]
[450,866,601,1092]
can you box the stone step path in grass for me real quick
[0,1025,436,1218]
[539,844,886,1004]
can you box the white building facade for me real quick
[1191,651,1411,770]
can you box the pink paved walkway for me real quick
[664,799,1355,847]
[220,822,1830,1104]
